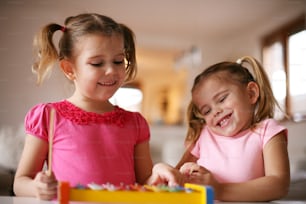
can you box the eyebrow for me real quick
[88,52,125,60]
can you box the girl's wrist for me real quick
[214,182,225,201]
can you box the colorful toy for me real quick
[58,182,214,204]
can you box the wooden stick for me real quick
[47,108,56,176]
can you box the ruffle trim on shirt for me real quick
[52,100,126,127]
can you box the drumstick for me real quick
[47,108,55,176]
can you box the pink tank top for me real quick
[191,119,287,183]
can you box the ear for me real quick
[60,59,75,81]
[246,81,259,104]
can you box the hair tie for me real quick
[236,57,243,64]
[61,26,66,32]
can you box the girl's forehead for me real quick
[197,74,226,88]
[197,71,240,89]
[192,74,238,99]
[73,34,124,56]
[76,33,124,46]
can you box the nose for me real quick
[213,106,222,117]
[105,64,116,75]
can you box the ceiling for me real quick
[47,0,305,48]
[2,0,305,77]
[3,0,305,63]
[53,0,305,72]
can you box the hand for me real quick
[148,163,185,186]
[33,171,58,200]
[180,162,218,186]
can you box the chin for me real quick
[214,128,238,137]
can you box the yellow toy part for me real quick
[58,182,214,204]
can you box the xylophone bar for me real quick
[58,182,214,204]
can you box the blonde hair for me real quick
[185,56,281,146]
[32,13,137,85]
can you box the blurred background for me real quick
[0,0,305,199]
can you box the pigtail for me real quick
[185,101,205,147]
[32,23,62,85]
[237,56,280,122]
[120,23,137,82]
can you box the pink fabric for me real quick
[191,119,287,183]
[25,100,150,187]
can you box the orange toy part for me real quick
[58,181,70,204]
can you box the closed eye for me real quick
[89,59,124,67]
[90,63,104,67]
[201,108,211,116]
[113,60,124,65]
[219,94,228,103]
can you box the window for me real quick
[262,15,306,121]
[110,86,143,112]
[288,30,306,121]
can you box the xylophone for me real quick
[58,182,214,204]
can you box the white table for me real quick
[1,196,306,204]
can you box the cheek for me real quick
[119,69,127,82]
[203,115,214,126]
[83,68,102,80]
[224,95,242,108]
[120,67,127,75]
[234,96,252,110]
[74,72,97,88]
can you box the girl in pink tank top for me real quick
[175,56,290,202]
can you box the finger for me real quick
[43,170,56,180]
[149,176,164,185]
[188,174,206,185]
[35,174,58,190]
[37,191,57,200]
[36,182,58,194]
[36,185,57,200]
[40,171,57,185]
[190,164,212,175]
[180,162,196,174]
[162,172,179,186]
[189,164,202,174]
[167,173,182,187]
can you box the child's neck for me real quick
[67,96,114,114]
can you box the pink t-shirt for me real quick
[25,100,150,187]
[191,118,287,183]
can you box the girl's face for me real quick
[66,33,126,102]
[192,75,259,137]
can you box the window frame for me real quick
[261,14,306,121]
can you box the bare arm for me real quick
[203,132,290,201]
[134,141,153,184]
[175,148,197,169]
[13,134,57,199]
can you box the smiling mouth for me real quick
[97,81,117,86]
[217,113,232,127]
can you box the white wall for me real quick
[0,5,71,129]
[283,121,306,173]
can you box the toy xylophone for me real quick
[58,182,214,204]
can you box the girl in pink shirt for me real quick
[13,13,179,200]
[176,56,290,201]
